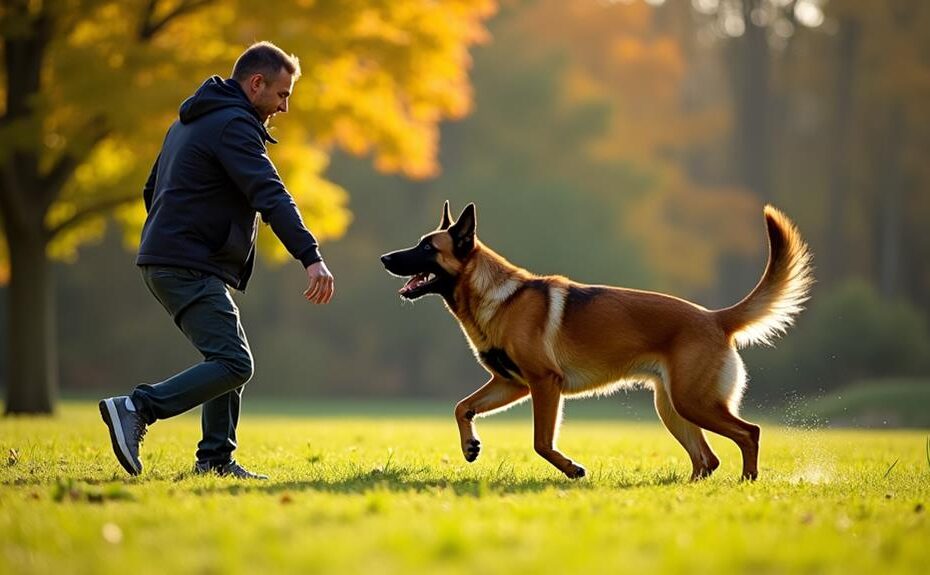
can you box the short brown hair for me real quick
[231,41,301,83]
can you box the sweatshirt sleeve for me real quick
[143,154,159,212]
[216,117,322,267]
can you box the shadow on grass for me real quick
[185,465,686,497]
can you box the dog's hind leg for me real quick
[670,351,761,480]
[678,401,760,480]
[455,376,529,463]
[653,384,719,480]
[529,374,586,479]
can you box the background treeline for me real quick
[2,0,929,413]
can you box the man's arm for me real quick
[143,154,160,212]
[216,117,322,267]
[216,117,333,303]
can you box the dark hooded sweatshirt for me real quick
[136,76,322,291]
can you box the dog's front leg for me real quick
[530,374,586,479]
[454,375,529,462]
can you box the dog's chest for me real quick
[477,347,523,380]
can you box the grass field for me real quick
[1,402,928,574]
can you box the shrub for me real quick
[744,280,930,397]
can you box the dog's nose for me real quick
[380,254,392,265]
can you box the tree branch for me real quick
[0,158,37,232]
[138,0,214,41]
[46,194,139,240]
[39,118,111,209]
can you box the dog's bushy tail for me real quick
[715,206,814,349]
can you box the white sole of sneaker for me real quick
[101,398,141,475]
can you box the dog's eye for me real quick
[423,243,433,251]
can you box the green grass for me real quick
[1,402,928,574]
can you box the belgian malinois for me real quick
[381,202,812,480]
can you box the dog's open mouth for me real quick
[399,272,437,296]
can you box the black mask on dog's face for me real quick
[380,201,476,302]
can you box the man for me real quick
[99,41,334,480]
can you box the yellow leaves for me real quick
[47,215,107,263]
[354,9,413,45]
[67,4,132,48]
[2,0,496,280]
[280,2,492,178]
[44,138,139,263]
[62,140,135,204]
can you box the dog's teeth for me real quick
[427,273,435,282]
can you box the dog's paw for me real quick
[462,438,481,462]
[565,463,587,480]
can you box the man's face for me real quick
[245,70,295,123]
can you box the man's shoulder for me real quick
[213,110,271,145]
[205,106,261,131]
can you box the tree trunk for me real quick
[729,0,773,202]
[824,18,859,286]
[4,226,57,414]
[874,106,904,299]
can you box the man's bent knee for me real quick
[221,352,254,385]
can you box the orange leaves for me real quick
[626,169,759,291]
[498,0,758,294]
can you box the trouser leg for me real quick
[131,266,254,463]
[196,386,244,465]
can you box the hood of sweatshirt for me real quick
[178,76,277,143]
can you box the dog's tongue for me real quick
[400,273,429,294]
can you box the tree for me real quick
[0,0,496,413]
[775,0,930,312]
[685,0,829,200]
[838,0,930,309]
[513,0,760,300]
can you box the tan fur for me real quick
[438,205,812,481]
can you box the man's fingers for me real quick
[313,279,331,304]
[305,280,321,301]
[313,277,333,304]
[303,263,334,304]
[320,280,334,304]
[304,276,334,304]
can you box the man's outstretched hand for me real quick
[304,261,334,304]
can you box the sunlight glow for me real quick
[722,12,746,38]
[751,7,774,27]
[773,17,795,38]
[692,0,719,16]
[794,0,825,28]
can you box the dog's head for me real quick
[380,201,477,301]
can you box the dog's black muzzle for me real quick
[380,248,453,301]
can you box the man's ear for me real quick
[449,203,476,258]
[439,200,453,231]
[248,73,265,94]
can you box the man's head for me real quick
[231,41,301,123]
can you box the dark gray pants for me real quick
[132,266,254,465]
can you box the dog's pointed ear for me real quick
[439,200,453,230]
[449,203,476,257]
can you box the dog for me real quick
[381,202,812,480]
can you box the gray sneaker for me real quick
[193,460,268,480]
[99,396,147,476]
